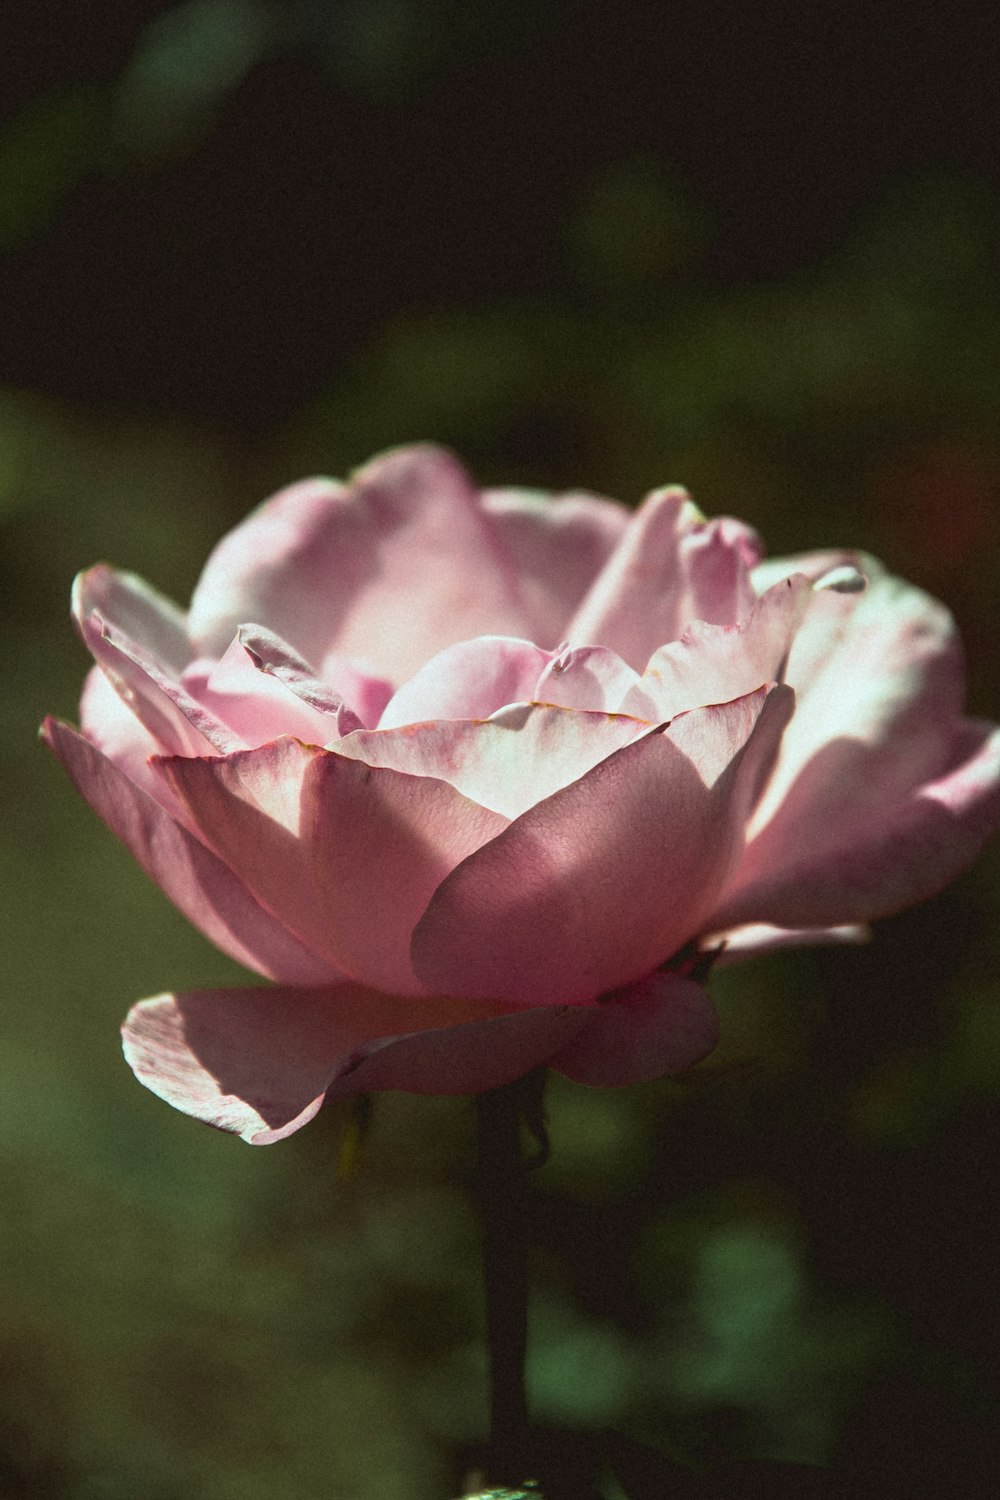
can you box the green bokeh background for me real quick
[2,5,999,1496]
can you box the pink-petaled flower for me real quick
[43,444,1000,1142]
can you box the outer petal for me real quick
[41,719,342,985]
[335,704,651,819]
[72,564,191,674]
[549,972,720,1086]
[378,636,554,730]
[565,487,763,670]
[158,739,510,995]
[709,719,1000,931]
[620,574,813,722]
[122,986,588,1144]
[411,686,793,1005]
[480,487,629,646]
[79,664,183,816]
[187,446,534,684]
[746,573,966,844]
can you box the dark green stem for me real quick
[475,1069,548,1486]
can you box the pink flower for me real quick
[43,445,1000,1142]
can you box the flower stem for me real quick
[475,1068,548,1487]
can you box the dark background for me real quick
[2,3,999,1496]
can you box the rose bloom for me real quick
[44,445,1000,1142]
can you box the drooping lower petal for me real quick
[549,971,720,1086]
[42,719,342,985]
[411,686,792,1005]
[159,738,510,995]
[122,985,588,1143]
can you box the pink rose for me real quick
[43,445,1000,1142]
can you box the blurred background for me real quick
[2,2,999,1496]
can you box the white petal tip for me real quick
[814,565,867,594]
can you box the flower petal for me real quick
[709,719,1000,930]
[122,985,588,1143]
[565,487,763,669]
[533,644,641,714]
[378,636,554,730]
[158,739,510,995]
[705,922,871,962]
[746,573,966,845]
[182,633,364,746]
[41,718,342,985]
[411,686,793,1004]
[72,564,191,673]
[480,486,628,646]
[187,446,534,684]
[549,972,720,1085]
[335,703,651,819]
[620,573,813,722]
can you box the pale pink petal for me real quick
[239,626,371,732]
[620,574,813,722]
[480,487,629,646]
[79,665,181,815]
[709,719,1000,931]
[378,637,554,730]
[705,922,871,962]
[187,446,534,684]
[72,564,191,673]
[565,487,763,669]
[181,635,362,747]
[158,739,510,995]
[751,549,885,595]
[74,584,238,758]
[335,704,651,819]
[549,972,720,1086]
[122,986,588,1143]
[411,687,793,1005]
[747,574,966,842]
[533,645,641,714]
[318,651,394,728]
[41,719,342,985]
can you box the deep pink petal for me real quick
[549,972,720,1085]
[187,446,534,684]
[533,644,641,714]
[159,739,510,994]
[41,719,342,985]
[411,686,793,1004]
[335,704,651,819]
[620,574,813,722]
[72,564,191,673]
[480,487,629,646]
[378,636,554,729]
[709,719,1000,931]
[122,985,588,1143]
[565,488,763,670]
